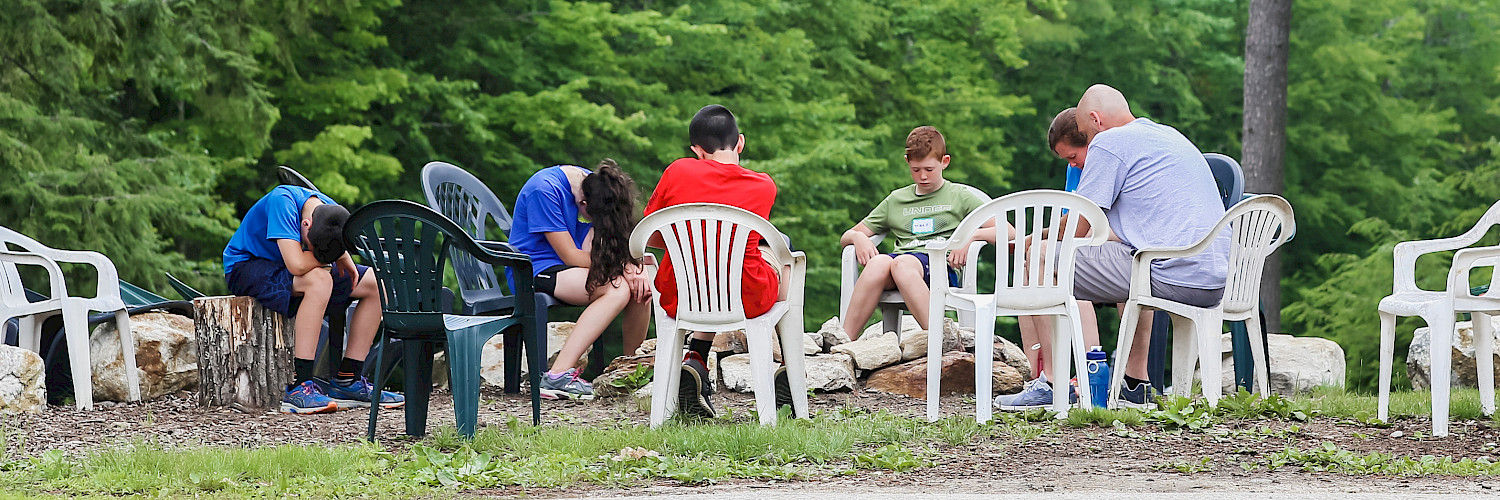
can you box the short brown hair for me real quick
[904,126,947,161]
[1048,108,1088,151]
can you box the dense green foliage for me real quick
[3,0,1499,391]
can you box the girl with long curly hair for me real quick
[508,158,651,400]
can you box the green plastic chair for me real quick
[343,199,543,440]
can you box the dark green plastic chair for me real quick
[343,200,543,440]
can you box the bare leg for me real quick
[549,267,630,373]
[290,267,333,360]
[620,265,656,355]
[1018,314,1054,381]
[843,254,898,340]
[890,254,933,330]
[344,267,383,361]
[1123,307,1153,380]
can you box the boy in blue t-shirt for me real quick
[223,184,403,414]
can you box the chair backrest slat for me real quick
[1219,196,1295,314]
[630,204,781,328]
[421,162,513,303]
[948,191,1107,310]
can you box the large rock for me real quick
[994,338,1032,380]
[861,315,922,339]
[816,317,851,350]
[719,352,855,393]
[480,322,591,387]
[90,312,197,401]
[591,354,655,398]
[635,338,658,356]
[831,331,902,370]
[0,344,45,413]
[803,332,821,355]
[866,351,976,399]
[1211,333,1345,395]
[1409,318,1500,390]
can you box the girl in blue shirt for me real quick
[509,159,650,400]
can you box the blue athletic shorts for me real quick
[886,252,961,287]
[225,257,368,318]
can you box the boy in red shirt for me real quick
[644,104,785,418]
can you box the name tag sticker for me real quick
[912,218,935,235]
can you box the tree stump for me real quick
[193,296,295,409]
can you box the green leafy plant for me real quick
[609,364,654,392]
[852,445,930,472]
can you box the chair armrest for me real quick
[1448,246,1500,298]
[1394,235,1483,294]
[840,233,885,318]
[477,240,518,253]
[1127,232,1223,299]
[784,251,807,306]
[9,245,122,305]
[959,240,987,292]
[0,249,69,300]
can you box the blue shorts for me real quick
[225,257,368,318]
[887,252,961,288]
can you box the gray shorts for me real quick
[1072,241,1224,308]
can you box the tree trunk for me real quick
[193,296,295,409]
[1243,0,1294,332]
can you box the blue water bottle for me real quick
[1086,346,1110,408]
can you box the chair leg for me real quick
[1051,313,1072,418]
[63,302,93,410]
[1244,313,1271,396]
[1475,312,1497,417]
[1109,302,1144,410]
[1377,309,1397,422]
[366,332,387,442]
[881,307,901,337]
[528,298,547,426]
[1170,314,1196,400]
[1066,300,1092,410]
[649,315,682,428]
[974,306,995,423]
[925,301,946,421]
[1426,311,1455,437]
[777,312,810,420]
[749,326,778,426]
[1195,314,1222,407]
[447,326,491,439]
[114,310,141,402]
[17,315,37,351]
[503,331,523,394]
[405,339,436,437]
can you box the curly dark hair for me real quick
[581,158,642,293]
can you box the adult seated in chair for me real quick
[999,85,1230,409]
[507,158,652,400]
[223,185,404,414]
[840,125,988,340]
[644,104,791,419]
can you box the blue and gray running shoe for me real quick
[994,374,1077,411]
[325,377,406,410]
[282,380,339,414]
[538,368,595,400]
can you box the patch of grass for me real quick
[1267,442,1500,475]
[1063,407,1145,428]
[1,440,425,498]
[1156,456,1214,474]
[1299,386,1499,423]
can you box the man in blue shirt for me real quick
[224,184,403,414]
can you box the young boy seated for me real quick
[839,126,988,340]
[223,184,403,414]
[644,104,789,418]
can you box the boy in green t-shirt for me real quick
[839,126,988,340]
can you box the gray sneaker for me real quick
[1118,380,1159,409]
[994,374,1076,411]
[538,368,594,400]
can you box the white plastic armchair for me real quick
[629,203,809,427]
[839,185,990,336]
[0,225,140,409]
[1377,199,1500,437]
[1107,195,1294,410]
[925,190,1110,422]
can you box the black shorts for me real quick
[225,257,367,318]
[534,264,575,296]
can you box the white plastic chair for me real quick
[924,190,1110,422]
[630,203,809,427]
[1377,200,1500,437]
[0,226,140,409]
[839,185,990,335]
[1107,195,1294,409]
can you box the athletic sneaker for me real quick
[993,374,1077,411]
[324,377,406,410]
[678,352,716,418]
[1118,380,1159,409]
[774,365,794,411]
[281,380,338,414]
[538,368,595,400]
